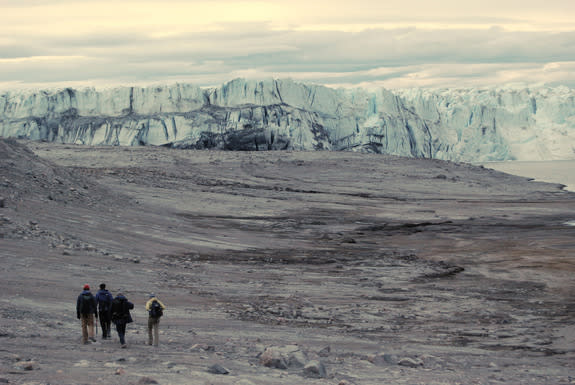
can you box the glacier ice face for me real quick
[1,79,574,161]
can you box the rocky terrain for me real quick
[0,138,574,384]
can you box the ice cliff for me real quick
[1,79,574,161]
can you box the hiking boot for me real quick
[121,344,127,349]
[89,337,97,342]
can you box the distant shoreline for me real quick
[484,160,575,193]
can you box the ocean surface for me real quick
[484,160,575,193]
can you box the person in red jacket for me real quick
[76,284,97,344]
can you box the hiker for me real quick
[76,284,97,344]
[111,292,134,348]
[95,283,113,339]
[145,293,166,346]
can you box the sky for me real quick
[1,0,574,90]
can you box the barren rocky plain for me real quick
[1,138,574,385]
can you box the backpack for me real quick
[79,293,93,315]
[111,297,126,320]
[150,300,163,318]
[98,291,113,312]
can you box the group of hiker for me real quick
[76,283,166,348]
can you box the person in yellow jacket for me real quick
[145,293,166,346]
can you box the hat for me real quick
[83,284,90,290]
[149,293,156,298]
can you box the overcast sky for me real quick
[1,0,574,89]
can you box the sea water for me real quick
[484,160,575,193]
[484,160,575,226]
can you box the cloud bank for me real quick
[1,0,574,89]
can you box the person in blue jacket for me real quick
[76,284,97,344]
[110,292,134,348]
[95,283,113,339]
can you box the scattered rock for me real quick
[337,379,361,385]
[259,347,288,369]
[115,367,125,375]
[190,343,214,352]
[207,363,230,375]
[259,345,307,370]
[318,346,331,357]
[9,353,21,362]
[287,350,307,368]
[234,380,256,385]
[303,360,327,378]
[14,360,37,371]
[137,377,159,384]
[368,352,398,366]
[398,357,424,368]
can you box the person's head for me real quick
[99,283,106,290]
[149,293,156,299]
[83,284,90,290]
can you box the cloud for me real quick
[0,1,574,89]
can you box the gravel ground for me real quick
[0,139,574,385]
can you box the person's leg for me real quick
[98,311,106,340]
[147,317,153,345]
[99,311,107,338]
[153,318,160,347]
[105,315,112,338]
[87,314,95,341]
[118,321,126,345]
[81,315,88,344]
[114,321,123,344]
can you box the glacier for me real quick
[1,78,574,162]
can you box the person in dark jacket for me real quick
[110,292,134,348]
[76,284,97,344]
[95,283,113,339]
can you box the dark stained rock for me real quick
[207,363,230,375]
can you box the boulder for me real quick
[303,360,327,378]
[259,345,307,369]
[398,357,424,368]
[259,347,288,369]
